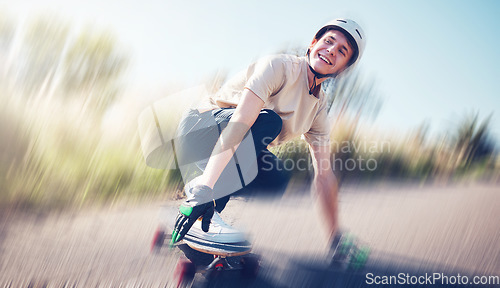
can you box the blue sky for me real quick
[5,0,500,140]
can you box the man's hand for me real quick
[171,185,215,245]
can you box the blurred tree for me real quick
[0,14,15,77]
[411,121,430,146]
[20,15,70,100]
[324,67,381,125]
[5,14,128,116]
[452,112,496,168]
[62,29,128,116]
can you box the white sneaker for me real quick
[186,211,246,243]
[183,177,246,243]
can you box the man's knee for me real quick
[258,109,282,133]
[252,109,282,147]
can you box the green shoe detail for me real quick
[179,205,193,216]
[331,232,370,270]
[349,246,370,270]
[336,234,354,257]
[170,230,180,247]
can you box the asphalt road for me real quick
[0,183,498,287]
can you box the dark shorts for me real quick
[175,108,290,211]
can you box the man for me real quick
[171,18,367,263]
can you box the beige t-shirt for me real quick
[212,54,331,147]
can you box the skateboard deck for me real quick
[182,233,252,257]
[151,204,259,287]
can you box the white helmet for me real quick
[313,18,366,66]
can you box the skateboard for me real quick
[150,206,259,287]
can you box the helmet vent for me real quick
[337,19,347,23]
[356,29,362,39]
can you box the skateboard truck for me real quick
[206,255,233,271]
[151,225,259,287]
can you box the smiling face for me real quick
[308,29,354,76]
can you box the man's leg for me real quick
[212,108,282,153]
[212,109,290,212]
[175,109,221,183]
[214,149,291,212]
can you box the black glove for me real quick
[171,185,215,245]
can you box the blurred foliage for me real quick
[0,13,14,51]
[0,14,498,211]
[63,29,128,116]
[451,112,496,169]
[6,15,128,118]
[21,16,70,99]
[0,88,181,210]
[0,14,176,211]
[271,47,498,186]
[324,67,382,122]
[328,113,498,184]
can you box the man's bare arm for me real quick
[199,88,264,188]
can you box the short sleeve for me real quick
[244,55,286,103]
[303,98,331,147]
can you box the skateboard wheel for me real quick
[215,263,224,271]
[151,227,166,253]
[240,255,259,278]
[174,258,196,288]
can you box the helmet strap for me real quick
[309,74,318,95]
[306,50,336,95]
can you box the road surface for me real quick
[1,183,498,287]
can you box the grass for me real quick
[0,85,182,211]
[0,83,497,212]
